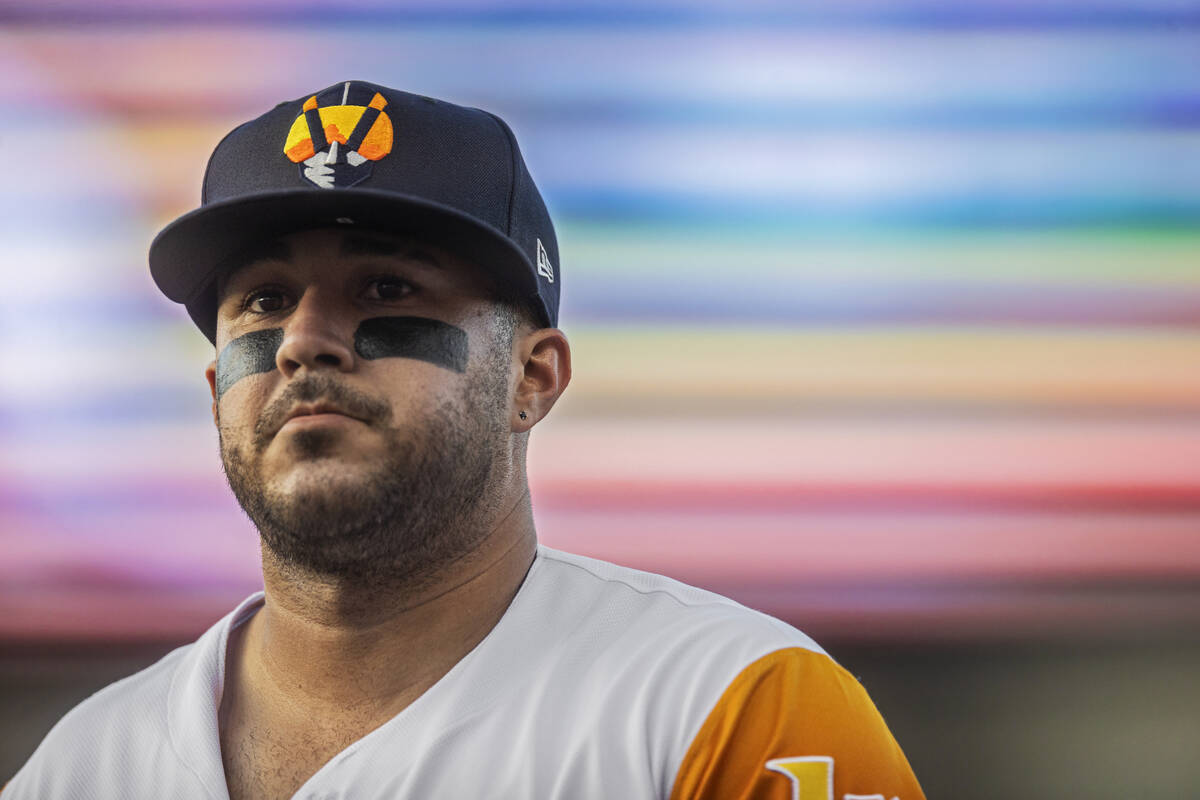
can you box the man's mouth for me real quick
[277,402,365,434]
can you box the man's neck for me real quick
[234,494,538,718]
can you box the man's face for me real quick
[207,228,519,582]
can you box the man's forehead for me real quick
[217,229,448,294]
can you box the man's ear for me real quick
[511,328,571,432]
[204,360,218,425]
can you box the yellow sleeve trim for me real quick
[668,647,924,800]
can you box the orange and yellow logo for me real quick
[283,82,393,188]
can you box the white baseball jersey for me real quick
[4,546,923,799]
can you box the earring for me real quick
[519,411,528,420]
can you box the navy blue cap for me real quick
[149,80,560,344]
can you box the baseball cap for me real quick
[149,80,560,344]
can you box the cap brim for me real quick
[149,188,542,344]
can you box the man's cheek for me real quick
[353,317,468,373]
[215,329,283,399]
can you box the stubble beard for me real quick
[218,362,510,588]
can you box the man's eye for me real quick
[367,277,414,301]
[244,289,289,313]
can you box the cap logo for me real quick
[283,82,393,189]
[536,238,555,283]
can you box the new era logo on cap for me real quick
[149,80,562,343]
[536,238,554,283]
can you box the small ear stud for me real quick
[519,410,528,420]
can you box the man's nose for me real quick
[274,289,356,379]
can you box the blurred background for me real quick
[2,0,1199,796]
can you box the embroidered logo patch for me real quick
[283,81,393,189]
[536,238,555,283]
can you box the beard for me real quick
[218,362,510,587]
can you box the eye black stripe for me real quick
[213,317,469,399]
[215,328,283,399]
[354,317,468,373]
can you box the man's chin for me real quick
[266,459,386,500]
[261,423,389,470]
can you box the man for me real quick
[5,81,924,799]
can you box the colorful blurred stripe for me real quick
[2,1,1198,640]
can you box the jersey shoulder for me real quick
[537,546,825,659]
[2,644,190,799]
[535,548,925,800]
[668,644,926,800]
[3,594,261,800]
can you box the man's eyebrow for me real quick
[339,234,443,269]
[219,240,293,295]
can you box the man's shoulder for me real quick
[532,546,827,676]
[500,548,843,793]
[2,644,190,798]
[54,642,189,732]
[529,549,925,799]
[3,594,262,799]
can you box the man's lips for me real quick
[276,402,366,434]
[281,413,355,428]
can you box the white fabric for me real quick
[4,546,826,800]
